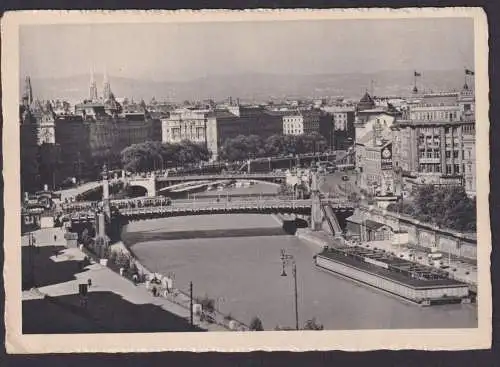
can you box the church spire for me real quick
[102,66,111,100]
[22,76,33,107]
[89,66,98,101]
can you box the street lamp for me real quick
[158,154,164,174]
[280,248,299,330]
[28,231,36,288]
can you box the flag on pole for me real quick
[414,71,421,77]
[465,69,475,76]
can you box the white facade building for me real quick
[161,108,211,144]
[283,114,304,135]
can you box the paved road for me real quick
[321,171,360,197]
[22,227,225,332]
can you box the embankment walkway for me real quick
[22,228,225,332]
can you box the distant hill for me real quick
[23,70,469,104]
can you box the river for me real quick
[124,213,477,331]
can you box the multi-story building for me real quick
[356,119,396,195]
[54,115,91,181]
[206,105,285,160]
[322,106,356,150]
[391,85,476,197]
[282,110,333,146]
[20,73,163,187]
[283,114,304,135]
[20,96,40,194]
[161,108,210,144]
[19,77,63,192]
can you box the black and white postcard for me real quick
[2,8,491,353]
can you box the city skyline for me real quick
[20,18,474,82]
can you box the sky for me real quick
[20,18,474,82]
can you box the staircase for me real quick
[321,204,343,238]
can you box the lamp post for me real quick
[280,249,299,330]
[28,231,36,288]
[158,154,164,174]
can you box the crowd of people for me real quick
[110,197,172,210]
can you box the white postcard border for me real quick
[2,8,491,353]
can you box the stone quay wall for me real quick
[357,206,477,261]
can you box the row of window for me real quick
[418,149,473,160]
[284,123,303,129]
[462,125,475,134]
[284,129,303,135]
[171,127,205,140]
[412,111,459,121]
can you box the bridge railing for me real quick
[118,199,313,214]
[155,172,287,181]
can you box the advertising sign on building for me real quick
[380,144,393,170]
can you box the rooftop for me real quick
[318,247,467,288]
[206,110,237,119]
[394,119,475,127]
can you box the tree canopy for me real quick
[386,185,476,232]
[219,133,328,162]
[120,140,211,173]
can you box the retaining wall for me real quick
[357,207,477,261]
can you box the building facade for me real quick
[206,106,284,160]
[391,86,476,197]
[356,119,396,196]
[283,114,304,135]
[322,106,356,150]
[20,74,163,189]
[282,110,333,146]
[161,108,210,144]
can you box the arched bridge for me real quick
[68,172,287,199]
[114,198,354,221]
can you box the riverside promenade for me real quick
[22,227,225,333]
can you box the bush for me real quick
[197,295,215,313]
[249,316,264,331]
[303,318,324,330]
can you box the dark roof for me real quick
[206,110,237,119]
[346,213,364,224]
[264,110,291,117]
[364,219,387,230]
[395,119,474,127]
[318,251,467,288]
[360,91,374,104]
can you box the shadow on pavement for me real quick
[21,245,90,291]
[23,291,204,333]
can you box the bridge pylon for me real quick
[102,164,111,219]
[310,170,323,231]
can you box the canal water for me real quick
[124,214,477,331]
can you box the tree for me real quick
[197,295,215,313]
[249,316,264,331]
[386,185,476,232]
